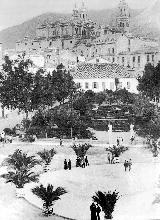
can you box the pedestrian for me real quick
[124,160,128,171]
[76,157,79,167]
[85,156,89,166]
[111,153,114,164]
[64,159,68,170]
[107,153,111,164]
[60,138,62,147]
[68,159,71,170]
[90,202,97,220]
[96,203,101,220]
[81,158,85,168]
[128,159,132,171]
[1,132,5,143]
[117,138,119,146]
[130,136,134,144]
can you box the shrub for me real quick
[92,190,120,219]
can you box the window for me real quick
[93,82,98,89]
[127,81,130,89]
[138,56,140,63]
[102,82,106,90]
[112,48,114,54]
[118,82,122,89]
[85,82,89,89]
[133,56,135,62]
[147,54,150,62]
[110,82,114,90]
[112,57,115,63]
[70,41,72,44]
[25,43,27,46]
[108,48,110,54]
[152,54,154,62]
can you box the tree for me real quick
[138,62,160,100]
[37,148,56,172]
[71,143,92,164]
[92,190,120,219]
[106,145,128,160]
[1,170,39,189]
[51,64,76,104]
[1,149,40,189]
[49,104,93,138]
[0,55,34,119]
[133,94,160,156]
[32,184,67,216]
[1,149,41,171]
[94,92,106,106]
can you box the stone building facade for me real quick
[15,0,160,73]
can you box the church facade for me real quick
[15,0,160,73]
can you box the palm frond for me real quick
[32,184,67,209]
[37,148,56,165]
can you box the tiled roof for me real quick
[71,63,138,79]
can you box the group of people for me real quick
[124,159,132,171]
[117,137,123,146]
[107,153,114,164]
[64,159,72,170]
[76,156,89,168]
[90,202,101,220]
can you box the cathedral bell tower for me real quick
[79,0,88,21]
[116,0,130,33]
[72,2,79,20]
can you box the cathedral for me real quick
[15,0,160,72]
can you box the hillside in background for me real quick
[0,1,160,50]
[0,8,142,50]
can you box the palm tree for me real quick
[32,184,67,216]
[0,149,40,196]
[37,148,56,172]
[71,143,92,165]
[106,145,128,162]
[92,190,119,219]
[2,149,41,171]
[1,169,39,188]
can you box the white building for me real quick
[72,62,140,94]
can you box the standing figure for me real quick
[124,160,128,171]
[107,153,111,164]
[68,159,71,170]
[90,202,97,220]
[85,156,89,166]
[60,138,63,147]
[130,136,134,144]
[64,159,68,170]
[81,158,85,168]
[128,159,132,171]
[117,138,120,146]
[96,203,101,220]
[1,132,5,143]
[76,157,79,167]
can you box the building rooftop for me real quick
[72,63,139,79]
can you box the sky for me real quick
[0,0,156,31]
